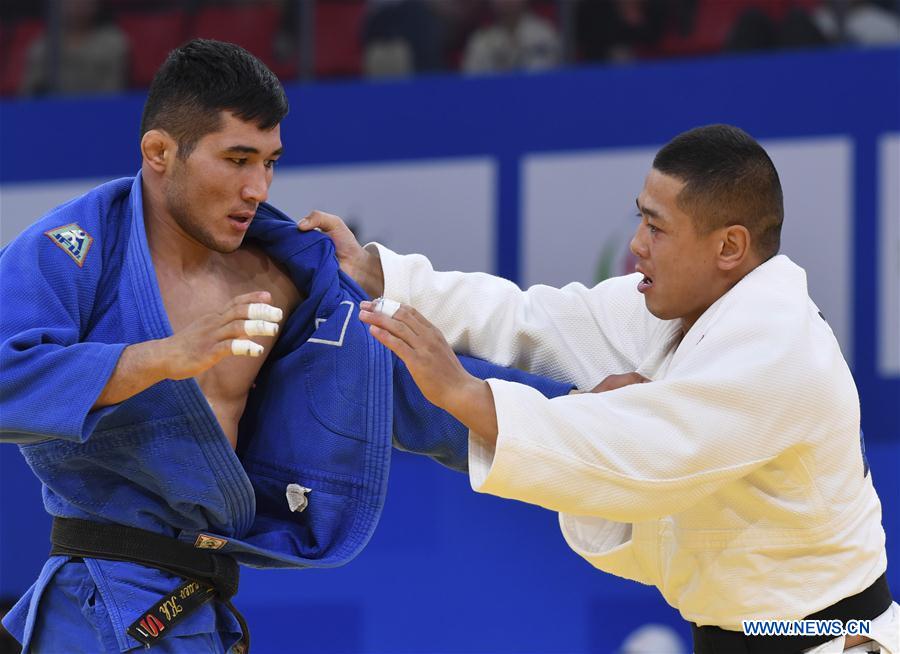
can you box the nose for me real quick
[241,166,270,204]
[629,222,648,259]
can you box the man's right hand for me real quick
[298,210,385,298]
[93,291,283,408]
[161,291,283,380]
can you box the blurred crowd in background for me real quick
[1,0,899,97]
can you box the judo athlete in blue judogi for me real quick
[0,40,572,653]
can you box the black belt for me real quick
[691,573,893,654]
[50,517,249,652]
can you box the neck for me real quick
[680,259,762,335]
[141,177,217,275]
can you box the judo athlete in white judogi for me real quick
[302,125,899,654]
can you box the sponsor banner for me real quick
[880,134,900,377]
[522,138,853,358]
[268,159,496,275]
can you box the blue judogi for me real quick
[0,175,572,652]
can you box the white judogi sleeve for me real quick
[372,243,663,390]
[471,371,785,522]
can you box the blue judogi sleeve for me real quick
[392,355,574,472]
[0,191,128,444]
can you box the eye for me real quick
[648,223,660,234]
[264,159,278,170]
[229,158,247,166]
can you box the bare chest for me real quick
[154,248,301,446]
[163,272,272,408]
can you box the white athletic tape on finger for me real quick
[244,320,279,336]
[372,297,401,318]
[248,303,283,322]
[232,339,264,357]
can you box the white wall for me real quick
[880,134,900,377]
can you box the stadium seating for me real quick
[314,1,364,78]
[0,19,43,95]
[117,9,188,88]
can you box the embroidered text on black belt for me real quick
[49,517,249,651]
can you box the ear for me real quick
[717,225,751,271]
[140,129,176,173]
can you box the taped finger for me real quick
[248,303,283,322]
[231,339,264,357]
[372,297,401,318]
[244,320,279,336]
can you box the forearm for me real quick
[93,340,171,408]
[442,377,499,446]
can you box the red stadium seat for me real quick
[0,19,44,96]
[657,0,822,58]
[117,9,188,88]
[193,3,281,71]
[531,0,559,27]
[315,1,364,78]
[657,0,754,57]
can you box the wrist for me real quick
[93,339,174,408]
[358,245,385,298]
[452,376,499,440]
[141,339,175,381]
[446,374,491,414]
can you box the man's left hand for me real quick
[359,300,499,439]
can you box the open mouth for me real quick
[228,214,253,230]
[637,275,654,293]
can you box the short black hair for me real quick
[653,124,784,260]
[140,39,288,159]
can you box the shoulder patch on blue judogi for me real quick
[44,223,93,267]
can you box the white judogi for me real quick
[373,244,895,648]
